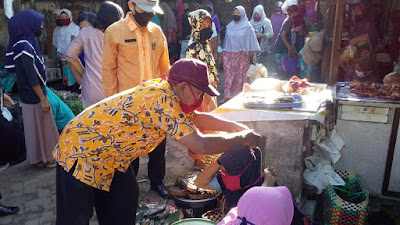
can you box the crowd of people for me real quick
[0,0,330,223]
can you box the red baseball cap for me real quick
[168,59,220,96]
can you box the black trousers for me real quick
[132,138,166,186]
[56,163,139,225]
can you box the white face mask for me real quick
[355,70,372,78]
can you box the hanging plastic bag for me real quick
[282,0,298,14]
[303,154,345,194]
[281,55,298,75]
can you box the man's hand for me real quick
[242,129,263,148]
[41,98,51,112]
[3,94,14,107]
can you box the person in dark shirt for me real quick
[180,0,192,59]
[274,5,299,78]
[5,9,59,168]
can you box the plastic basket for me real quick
[323,170,369,225]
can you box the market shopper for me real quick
[179,0,191,59]
[222,6,260,102]
[77,11,96,30]
[57,8,80,90]
[51,9,63,60]
[250,4,274,63]
[270,1,286,47]
[299,31,323,82]
[274,5,299,78]
[186,9,219,169]
[102,0,170,198]
[218,186,294,225]
[348,0,379,53]
[159,2,179,63]
[54,58,262,225]
[66,1,124,108]
[5,9,59,168]
[202,4,220,62]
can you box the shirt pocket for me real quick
[119,41,140,65]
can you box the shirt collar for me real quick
[125,11,151,32]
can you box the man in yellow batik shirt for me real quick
[102,0,170,197]
[55,59,262,224]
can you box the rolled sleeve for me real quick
[102,28,119,97]
[65,33,84,62]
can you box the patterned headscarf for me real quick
[186,9,218,83]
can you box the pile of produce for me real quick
[350,72,400,100]
[166,172,218,200]
[50,88,84,115]
[282,76,315,95]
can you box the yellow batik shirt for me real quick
[53,79,196,191]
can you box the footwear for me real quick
[0,204,19,216]
[0,163,10,172]
[150,184,169,198]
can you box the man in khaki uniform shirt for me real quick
[102,0,170,197]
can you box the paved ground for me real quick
[0,137,192,225]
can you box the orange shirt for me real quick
[53,79,196,191]
[102,12,170,97]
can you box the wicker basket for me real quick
[202,194,227,223]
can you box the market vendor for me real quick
[348,0,379,53]
[354,55,381,83]
[193,145,264,209]
[53,59,262,225]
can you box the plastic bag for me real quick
[340,45,357,64]
[303,155,345,194]
[281,56,298,75]
[4,0,14,19]
[282,0,298,14]
[247,63,268,84]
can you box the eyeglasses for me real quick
[188,83,204,99]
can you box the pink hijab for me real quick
[218,187,294,225]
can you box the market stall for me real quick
[335,81,400,198]
[214,78,332,203]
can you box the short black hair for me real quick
[77,11,96,26]
[287,5,299,15]
[202,5,212,14]
[93,1,124,31]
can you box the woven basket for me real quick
[324,170,369,225]
[202,194,227,223]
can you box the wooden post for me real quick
[328,0,346,85]
[321,0,335,84]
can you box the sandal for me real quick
[43,162,57,168]
[36,162,45,167]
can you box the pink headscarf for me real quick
[218,187,294,225]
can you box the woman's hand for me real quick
[40,98,51,112]
[253,53,257,64]
[3,94,14,107]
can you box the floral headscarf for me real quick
[186,9,218,83]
